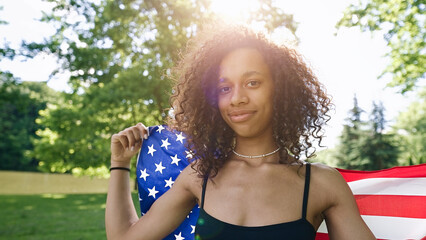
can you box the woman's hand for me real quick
[110,123,149,167]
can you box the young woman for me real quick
[106,25,375,240]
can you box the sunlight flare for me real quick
[209,0,261,24]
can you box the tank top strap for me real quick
[302,162,311,219]
[200,175,208,209]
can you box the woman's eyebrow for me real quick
[218,77,228,83]
[241,70,264,79]
[218,71,264,83]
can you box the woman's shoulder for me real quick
[177,161,202,183]
[310,162,343,181]
[309,162,354,206]
[308,163,376,238]
[175,161,203,198]
[292,161,346,194]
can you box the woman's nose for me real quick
[230,87,249,106]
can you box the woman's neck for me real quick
[233,131,279,164]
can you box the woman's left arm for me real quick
[319,166,376,240]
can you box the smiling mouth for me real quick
[228,111,256,123]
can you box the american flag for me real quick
[316,164,426,240]
[137,125,198,240]
[137,125,426,240]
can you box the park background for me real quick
[0,0,424,239]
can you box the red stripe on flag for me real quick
[315,232,389,240]
[315,233,329,240]
[337,164,426,182]
[355,195,426,219]
[315,164,426,240]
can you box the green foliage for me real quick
[362,101,399,169]
[392,88,426,165]
[335,125,368,169]
[337,0,425,93]
[0,193,140,239]
[22,0,297,175]
[335,96,399,170]
[0,75,58,171]
[30,0,208,174]
[347,94,364,129]
[335,95,366,169]
[312,147,338,167]
[0,10,40,171]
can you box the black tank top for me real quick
[195,163,316,240]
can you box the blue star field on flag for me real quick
[137,125,198,240]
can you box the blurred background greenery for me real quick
[0,0,424,176]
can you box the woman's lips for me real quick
[228,110,256,123]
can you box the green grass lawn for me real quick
[0,193,140,240]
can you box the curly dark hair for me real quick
[168,24,332,179]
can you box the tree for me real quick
[313,147,338,167]
[392,89,426,165]
[360,101,399,169]
[337,0,425,93]
[0,76,58,171]
[335,95,367,169]
[24,0,298,175]
[0,8,58,171]
[335,96,399,170]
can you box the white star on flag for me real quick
[174,232,185,240]
[165,177,174,188]
[147,144,156,156]
[161,138,171,150]
[157,125,165,133]
[155,162,166,174]
[185,150,193,159]
[176,132,186,144]
[170,154,181,166]
[139,168,150,181]
[186,212,191,218]
[147,186,159,199]
[137,125,200,240]
[190,225,195,234]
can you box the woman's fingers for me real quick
[136,122,149,139]
[126,130,139,151]
[110,123,150,163]
[115,123,149,150]
[119,133,131,150]
[127,123,149,150]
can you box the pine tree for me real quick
[360,102,399,170]
[336,98,400,170]
[335,95,367,169]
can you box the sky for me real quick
[0,0,418,148]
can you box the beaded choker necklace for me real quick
[232,147,281,159]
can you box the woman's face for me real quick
[217,48,275,139]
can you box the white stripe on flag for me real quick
[348,178,426,196]
[317,220,327,233]
[363,215,426,240]
[317,215,426,240]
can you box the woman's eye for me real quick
[247,80,259,87]
[218,86,231,94]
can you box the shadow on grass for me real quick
[0,193,140,240]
